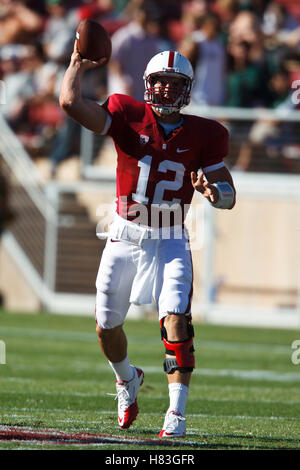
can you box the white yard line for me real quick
[0,409,299,422]
[2,365,300,382]
[0,389,300,405]
[0,326,294,354]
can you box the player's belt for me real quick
[97,213,184,246]
[116,223,151,246]
[109,214,155,246]
[96,213,152,245]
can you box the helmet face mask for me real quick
[147,73,191,115]
[144,51,194,116]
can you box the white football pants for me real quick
[95,233,193,329]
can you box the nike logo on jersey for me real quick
[140,134,149,145]
[177,148,189,153]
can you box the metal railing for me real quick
[0,113,58,301]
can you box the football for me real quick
[76,19,112,63]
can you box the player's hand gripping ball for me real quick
[76,19,112,63]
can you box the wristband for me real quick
[211,181,235,209]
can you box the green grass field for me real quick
[1,309,300,451]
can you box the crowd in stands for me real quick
[0,0,300,173]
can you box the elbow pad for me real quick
[211,181,235,209]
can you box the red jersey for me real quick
[103,94,229,227]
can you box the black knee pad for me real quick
[160,316,195,374]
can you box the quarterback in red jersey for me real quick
[102,91,229,228]
[60,42,236,437]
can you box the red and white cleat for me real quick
[116,367,144,429]
[159,411,186,438]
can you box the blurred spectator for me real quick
[262,1,299,38]
[213,0,239,21]
[0,42,62,153]
[42,0,78,64]
[77,0,114,20]
[228,10,265,61]
[143,2,176,51]
[0,0,43,46]
[226,39,270,107]
[232,67,298,171]
[268,67,294,108]
[179,12,226,106]
[182,0,210,31]
[107,0,161,101]
[211,0,240,42]
[0,44,37,128]
[262,2,300,73]
[167,0,209,44]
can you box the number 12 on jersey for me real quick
[132,155,186,206]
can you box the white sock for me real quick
[167,383,189,417]
[109,356,134,382]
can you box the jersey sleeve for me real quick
[201,120,229,170]
[101,94,127,139]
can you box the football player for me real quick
[60,41,236,438]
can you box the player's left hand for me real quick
[191,172,219,204]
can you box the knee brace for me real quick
[160,316,195,374]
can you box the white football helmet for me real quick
[143,51,194,115]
